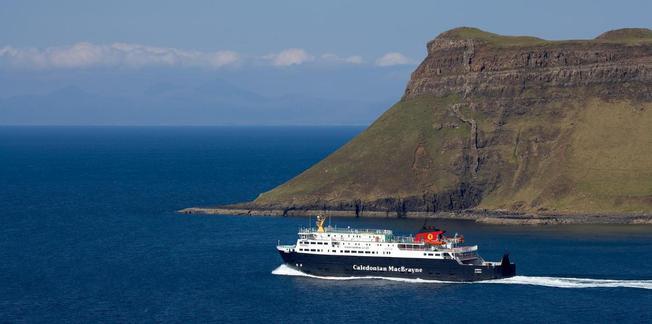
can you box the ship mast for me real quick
[316,214,326,233]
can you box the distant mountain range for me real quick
[0,78,395,125]
[0,64,418,125]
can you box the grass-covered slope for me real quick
[254,95,652,214]
[255,96,466,205]
[478,99,652,214]
[438,26,652,47]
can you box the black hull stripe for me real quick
[279,251,516,282]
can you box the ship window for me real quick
[365,251,370,254]
[435,253,440,256]
[310,249,316,252]
[310,242,315,244]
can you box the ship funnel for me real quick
[500,252,516,277]
[501,253,510,266]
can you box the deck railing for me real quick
[298,227,393,235]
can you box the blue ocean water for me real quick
[0,126,650,323]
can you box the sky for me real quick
[1,0,651,125]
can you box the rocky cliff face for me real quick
[404,28,652,100]
[240,28,652,216]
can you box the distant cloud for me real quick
[0,42,411,70]
[321,53,364,64]
[375,52,414,66]
[0,42,240,69]
[263,48,314,67]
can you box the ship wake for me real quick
[485,276,652,289]
[272,265,652,289]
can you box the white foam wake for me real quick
[271,264,652,289]
[485,276,652,289]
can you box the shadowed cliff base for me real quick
[178,206,652,225]
[183,27,652,223]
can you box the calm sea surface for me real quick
[1,126,650,323]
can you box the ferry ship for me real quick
[277,215,516,282]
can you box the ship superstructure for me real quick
[277,215,516,281]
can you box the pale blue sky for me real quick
[2,0,651,58]
[0,0,650,125]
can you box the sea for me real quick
[1,126,651,323]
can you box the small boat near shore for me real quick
[277,215,516,282]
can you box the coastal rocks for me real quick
[179,207,652,225]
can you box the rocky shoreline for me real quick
[177,207,652,225]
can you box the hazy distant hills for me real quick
[0,67,411,125]
[0,81,391,125]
